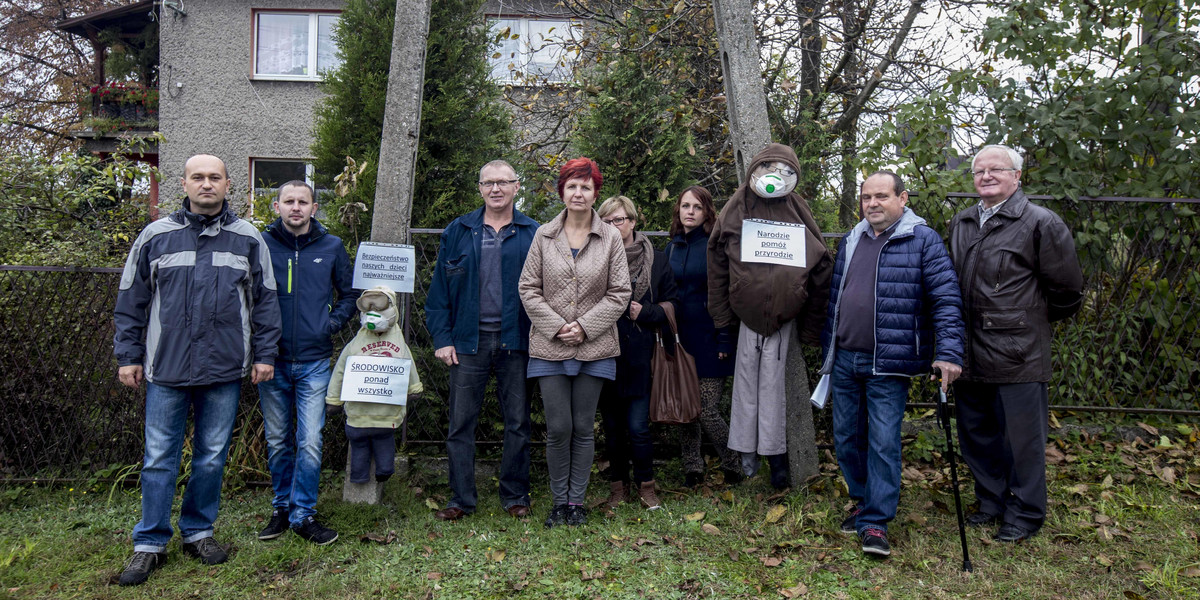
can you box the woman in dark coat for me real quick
[667,186,742,487]
[595,195,677,511]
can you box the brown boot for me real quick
[637,480,662,510]
[602,480,628,511]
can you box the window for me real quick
[253,11,341,80]
[488,17,575,84]
[250,159,324,200]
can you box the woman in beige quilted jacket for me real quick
[518,157,632,529]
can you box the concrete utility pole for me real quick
[345,0,433,505]
[369,0,433,245]
[711,0,820,489]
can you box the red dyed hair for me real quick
[556,157,603,199]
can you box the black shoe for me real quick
[860,528,891,557]
[544,504,568,528]
[258,508,289,541]
[840,506,862,535]
[182,537,228,565]
[684,472,704,488]
[117,551,166,586]
[293,516,339,546]
[566,505,588,526]
[375,473,392,482]
[721,468,743,485]
[995,523,1036,543]
[766,454,790,490]
[966,511,999,527]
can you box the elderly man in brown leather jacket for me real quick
[947,144,1083,543]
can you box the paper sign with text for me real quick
[339,355,412,405]
[740,219,807,268]
[353,242,415,293]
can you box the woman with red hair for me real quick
[519,157,631,528]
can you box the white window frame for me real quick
[488,16,576,85]
[250,158,318,197]
[251,10,342,81]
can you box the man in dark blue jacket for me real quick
[425,160,538,520]
[256,180,359,546]
[819,171,966,559]
[114,154,281,585]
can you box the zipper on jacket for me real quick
[288,256,294,294]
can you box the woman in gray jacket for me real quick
[519,157,631,528]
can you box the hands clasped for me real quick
[556,321,586,346]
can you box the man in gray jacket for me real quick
[947,145,1083,543]
[113,154,281,585]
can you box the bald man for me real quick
[113,154,281,585]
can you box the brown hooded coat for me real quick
[706,143,833,342]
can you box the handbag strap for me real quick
[657,302,680,344]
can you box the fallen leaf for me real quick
[1097,525,1114,541]
[1094,514,1113,525]
[779,583,808,597]
[1179,566,1200,577]
[426,572,442,580]
[1097,555,1113,567]
[765,505,787,524]
[1101,475,1113,489]
[485,549,506,563]
[721,490,734,502]
[702,523,722,535]
[1124,591,1147,600]
[728,549,739,560]
[761,556,783,567]
[1045,445,1067,465]
[906,513,928,526]
[1133,562,1154,571]
[1137,422,1159,436]
[359,530,397,544]
[580,568,604,581]
[1157,466,1176,485]
[684,511,706,521]
[425,498,439,510]
[1067,483,1089,495]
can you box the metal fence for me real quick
[1,194,1196,479]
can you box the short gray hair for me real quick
[479,159,518,181]
[972,144,1023,171]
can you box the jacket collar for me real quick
[266,217,328,247]
[458,205,538,230]
[174,197,235,229]
[539,208,607,239]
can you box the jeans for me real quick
[257,359,330,527]
[598,384,653,484]
[132,380,241,553]
[345,425,396,483]
[445,331,531,512]
[540,374,605,505]
[831,349,911,534]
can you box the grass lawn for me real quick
[1,418,1197,599]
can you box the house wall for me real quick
[158,0,344,209]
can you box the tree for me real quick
[312,0,514,243]
[0,1,129,153]
[570,2,702,231]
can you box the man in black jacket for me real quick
[947,144,1083,543]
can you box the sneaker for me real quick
[294,516,339,546]
[637,480,662,510]
[994,523,1036,543]
[544,504,568,529]
[182,537,228,565]
[117,551,166,586]
[966,511,999,527]
[566,505,588,526]
[840,506,862,535]
[258,508,289,541]
[860,528,891,557]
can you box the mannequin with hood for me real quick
[327,286,424,484]
[706,143,833,489]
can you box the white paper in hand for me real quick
[810,373,832,409]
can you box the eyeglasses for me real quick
[602,216,631,226]
[971,167,1017,178]
[759,165,796,177]
[479,179,519,188]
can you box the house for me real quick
[60,0,578,207]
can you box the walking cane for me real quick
[936,377,973,573]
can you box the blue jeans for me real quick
[445,331,531,512]
[831,349,911,534]
[598,385,654,484]
[132,381,241,553]
[257,359,330,527]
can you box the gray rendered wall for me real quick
[157,0,344,209]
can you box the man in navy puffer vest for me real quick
[819,171,966,559]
